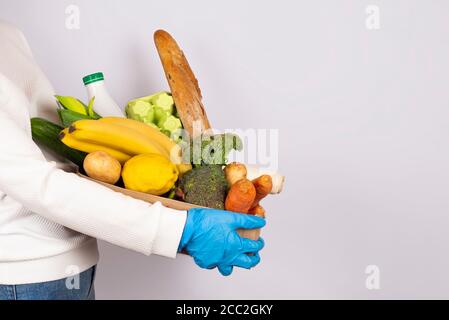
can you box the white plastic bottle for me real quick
[83,72,124,117]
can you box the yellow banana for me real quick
[98,117,192,174]
[98,117,179,156]
[59,128,131,164]
[70,120,169,158]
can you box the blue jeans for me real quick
[0,266,96,300]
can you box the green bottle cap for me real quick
[83,72,104,85]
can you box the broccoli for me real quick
[176,165,228,209]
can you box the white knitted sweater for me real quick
[0,22,186,285]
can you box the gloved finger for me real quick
[218,265,233,276]
[240,237,265,253]
[230,212,266,230]
[231,253,261,269]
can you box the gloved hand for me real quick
[178,208,266,276]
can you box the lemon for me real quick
[122,153,179,195]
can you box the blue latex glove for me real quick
[178,208,266,276]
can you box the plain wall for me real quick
[1,0,449,299]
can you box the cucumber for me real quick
[57,109,99,127]
[31,117,87,168]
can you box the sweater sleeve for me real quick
[0,76,186,258]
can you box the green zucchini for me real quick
[57,109,99,127]
[31,117,87,168]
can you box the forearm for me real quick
[0,109,186,257]
[23,165,186,257]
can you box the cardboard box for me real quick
[80,174,261,240]
[80,174,200,211]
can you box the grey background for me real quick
[1,0,449,299]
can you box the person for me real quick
[0,22,266,300]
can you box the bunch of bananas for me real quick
[60,117,192,174]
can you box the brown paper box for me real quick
[80,174,261,240]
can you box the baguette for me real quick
[154,30,211,137]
